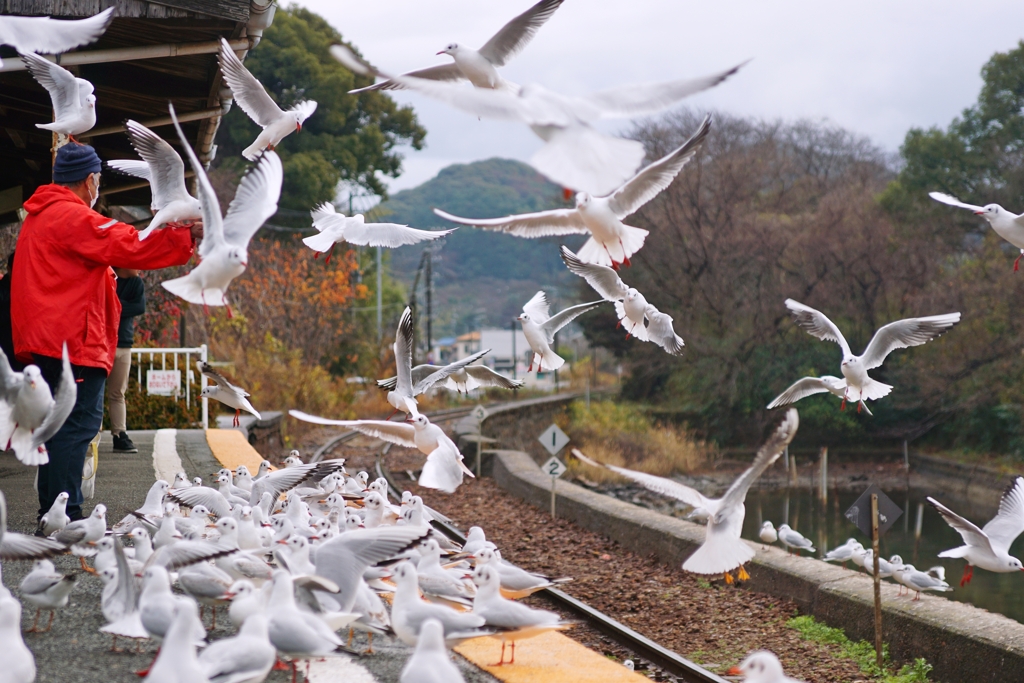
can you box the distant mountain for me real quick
[379,158,587,337]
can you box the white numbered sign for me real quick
[542,456,567,479]
[538,423,570,456]
[472,405,488,422]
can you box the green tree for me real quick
[215,5,425,214]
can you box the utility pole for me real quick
[511,319,517,380]
[376,246,382,340]
[425,250,432,362]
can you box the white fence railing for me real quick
[130,344,209,430]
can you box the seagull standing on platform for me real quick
[53,503,107,571]
[0,7,113,67]
[107,120,202,240]
[196,361,260,427]
[776,524,815,555]
[517,291,603,372]
[572,409,799,583]
[0,593,36,683]
[759,521,778,548]
[19,559,76,633]
[436,116,712,268]
[303,203,455,264]
[769,299,960,414]
[37,491,70,537]
[218,38,317,160]
[929,192,1024,270]
[161,105,282,314]
[929,477,1024,586]
[351,0,563,94]
[20,51,97,138]
[399,618,467,683]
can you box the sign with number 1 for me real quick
[538,423,570,456]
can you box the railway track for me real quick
[309,398,728,683]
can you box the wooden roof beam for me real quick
[0,36,250,73]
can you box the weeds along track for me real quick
[311,395,730,683]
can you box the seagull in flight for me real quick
[20,51,96,138]
[767,375,869,415]
[218,38,317,160]
[303,202,455,264]
[929,192,1024,271]
[0,7,113,67]
[572,409,799,583]
[350,0,564,94]
[770,299,960,413]
[929,477,1024,587]
[517,292,603,372]
[376,363,523,395]
[196,361,260,427]
[333,45,738,195]
[107,121,202,240]
[436,115,711,268]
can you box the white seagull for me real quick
[52,503,107,571]
[37,491,70,537]
[0,343,76,466]
[929,192,1024,270]
[771,299,960,413]
[198,612,277,683]
[351,0,563,94]
[0,490,65,561]
[18,559,77,632]
[20,51,96,138]
[823,539,864,567]
[399,618,467,683]
[303,202,455,263]
[767,375,868,415]
[161,105,282,314]
[0,7,113,67]
[437,115,712,268]
[143,600,210,683]
[560,245,684,354]
[289,412,474,494]
[107,120,202,240]
[929,476,1024,586]
[333,45,738,196]
[776,524,815,555]
[196,361,260,427]
[759,521,778,547]
[0,594,36,683]
[571,409,799,582]
[377,363,523,396]
[218,38,317,160]
[517,291,603,372]
[726,651,804,683]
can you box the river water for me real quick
[742,486,1024,623]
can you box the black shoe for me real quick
[112,431,138,453]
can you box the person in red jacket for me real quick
[11,142,202,522]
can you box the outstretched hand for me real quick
[189,220,204,242]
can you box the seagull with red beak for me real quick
[930,191,1024,270]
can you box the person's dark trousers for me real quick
[32,354,107,521]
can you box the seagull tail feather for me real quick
[683,536,755,576]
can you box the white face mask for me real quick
[88,174,100,209]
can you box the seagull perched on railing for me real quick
[572,409,799,583]
[769,299,960,414]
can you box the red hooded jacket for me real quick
[12,184,195,373]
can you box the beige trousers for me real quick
[106,347,132,434]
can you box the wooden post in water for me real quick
[903,439,909,471]
[818,447,828,505]
[783,445,789,473]
[872,493,883,669]
[789,455,798,487]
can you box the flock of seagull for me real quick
[3,1,1024,681]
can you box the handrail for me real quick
[129,344,208,430]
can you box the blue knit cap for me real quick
[52,143,102,184]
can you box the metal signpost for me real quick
[538,424,570,518]
[471,406,488,476]
[846,485,903,668]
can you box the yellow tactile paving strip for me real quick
[455,631,647,682]
[205,429,266,473]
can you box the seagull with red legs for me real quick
[929,477,1024,587]
[929,192,1024,271]
[517,291,602,372]
[197,361,260,427]
[771,298,960,414]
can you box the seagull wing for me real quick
[645,306,685,356]
[981,477,1024,554]
[0,7,113,54]
[607,114,711,218]
[928,497,995,555]
[413,349,492,395]
[580,62,745,120]
[928,191,985,213]
[288,100,317,125]
[560,246,628,301]
[250,462,338,503]
[124,120,190,208]
[784,299,852,357]
[344,219,455,248]
[1,532,65,561]
[220,151,283,250]
[288,411,417,449]
[196,361,247,396]
[571,448,709,509]
[170,104,224,256]
[717,409,799,516]
[106,159,151,182]
[376,366,441,392]
[349,63,465,93]
[478,0,564,66]
[218,38,284,127]
[394,307,415,396]
[149,541,236,572]
[465,365,524,390]
[31,343,76,448]
[0,348,22,404]
[167,486,233,518]
[433,207,586,238]
[767,377,843,409]
[522,291,551,322]
[541,301,604,341]
[21,51,81,116]
[860,313,960,370]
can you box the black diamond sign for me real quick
[845,484,903,537]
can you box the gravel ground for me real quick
[314,431,872,683]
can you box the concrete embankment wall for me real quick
[481,448,1024,682]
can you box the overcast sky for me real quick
[300,0,1023,193]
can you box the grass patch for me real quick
[562,400,715,483]
[788,615,932,682]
